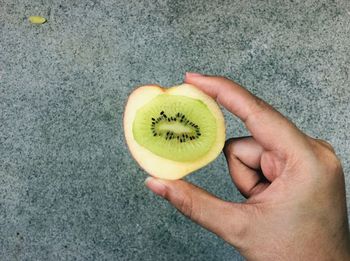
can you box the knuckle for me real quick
[233,215,249,239]
[310,138,343,174]
[178,194,196,221]
[327,154,342,173]
[245,97,270,122]
[251,96,268,113]
[226,204,251,245]
[314,138,336,152]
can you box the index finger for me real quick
[184,73,308,153]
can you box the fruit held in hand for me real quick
[123,84,225,180]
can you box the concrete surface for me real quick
[0,0,349,260]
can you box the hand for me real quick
[145,73,350,260]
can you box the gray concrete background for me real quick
[1,0,349,260]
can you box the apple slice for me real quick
[123,83,225,180]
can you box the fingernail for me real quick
[185,72,203,77]
[145,177,166,197]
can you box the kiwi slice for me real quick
[123,83,225,180]
[133,94,217,162]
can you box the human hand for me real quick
[145,73,350,260]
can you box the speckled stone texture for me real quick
[0,0,349,260]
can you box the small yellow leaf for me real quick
[28,16,47,24]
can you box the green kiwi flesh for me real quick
[132,94,217,162]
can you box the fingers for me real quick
[184,73,308,153]
[145,177,248,246]
[224,137,269,197]
[225,137,263,169]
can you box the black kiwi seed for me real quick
[160,111,164,115]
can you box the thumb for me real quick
[145,177,249,246]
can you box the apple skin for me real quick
[123,83,226,180]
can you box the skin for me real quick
[145,73,350,260]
